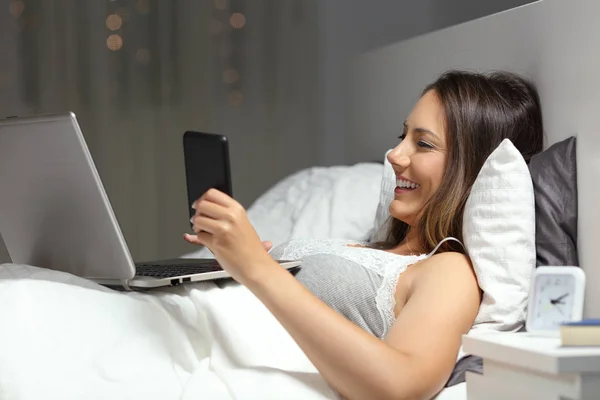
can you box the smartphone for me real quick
[183,131,233,226]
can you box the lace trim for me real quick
[280,238,404,276]
[280,238,435,336]
[375,255,428,336]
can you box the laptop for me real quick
[0,113,300,290]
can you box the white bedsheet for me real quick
[0,264,336,400]
[0,264,465,400]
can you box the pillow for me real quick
[370,139,536,333]
[182,163,383,258]
[463,139,536,332]
[528,136,578,266]
[369,149,395,243]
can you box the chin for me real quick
[388,202,415,226]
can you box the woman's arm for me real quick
[247,252,480,400]
[185,189,481,400]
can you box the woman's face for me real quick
[387,90,448,226]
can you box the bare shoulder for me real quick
[423,251,472,269]
[412,251,476,287]
[403,251,481,312]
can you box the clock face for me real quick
[529,274,576,331]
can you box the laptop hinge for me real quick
[121,279,133,291]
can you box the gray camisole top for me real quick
[269,237,462,339]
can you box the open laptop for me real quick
[0,113,300,290]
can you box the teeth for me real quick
[396,179,420,189]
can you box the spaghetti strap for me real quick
[426,237,464,258]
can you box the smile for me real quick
[395,178,420,191]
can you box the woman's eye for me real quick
[418,141,434,149]
[398,134,407,141]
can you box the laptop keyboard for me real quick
[136,261,222,278]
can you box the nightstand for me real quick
[462,332,600,400]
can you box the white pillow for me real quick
[182,163,383,258]
[464,139,535,333]
[371,139,536,333]
[370,149,395,243]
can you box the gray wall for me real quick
[351,0,600,318]
[0,1,320,264]
[317,0,536,166]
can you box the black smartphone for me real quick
[183,131,233,226]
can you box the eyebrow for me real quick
[403,121,440,139]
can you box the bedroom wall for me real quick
[317,0,536,166]
[350,0,600,317]
[0,1,321,263]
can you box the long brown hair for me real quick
[386,70,544,253]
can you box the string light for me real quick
[106,34,123,51]
[222,68,239,84]
[9,1,25,18]
[135,0,150,15]
[228,90,243,106]
[105,14,122,31]
[229,13,246,29]
[214,0,228,11]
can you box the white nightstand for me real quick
[462,332,600,399]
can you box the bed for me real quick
[2,0,600,398]
[0,161,468,400]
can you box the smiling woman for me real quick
[185,70,544,400]
[384,71,544,256]
[385,90,449,243]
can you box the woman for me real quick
[184,70,544,400]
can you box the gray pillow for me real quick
[528,136,579,267]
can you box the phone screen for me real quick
[183,131,232,225]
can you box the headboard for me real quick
[351,0,600,318]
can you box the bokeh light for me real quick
[136,0,150,15]
[214,0,228,11]
[229,13,246,29]
[106,34,123,51]
[106,14,123,31]
[9,1,25,18]
[222,68,239,84]
[228,90,244,106]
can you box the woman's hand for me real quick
[183,188,274,284]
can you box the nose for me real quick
[387,144,411,170]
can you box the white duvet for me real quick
[0,264,336,400]
[0,264,465,400]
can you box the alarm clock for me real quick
[525,266,586,335]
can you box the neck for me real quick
[389,227,425,256]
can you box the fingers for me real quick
[193,189,245,223]
[183,232,211,246]
[261,241,273,252]
[191,215,221,234]
[194,188,238,209]
[194,199,225,220]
